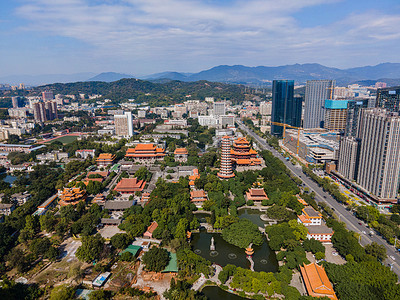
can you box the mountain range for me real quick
[3,63,400,86]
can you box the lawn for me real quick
[45,135,78,145]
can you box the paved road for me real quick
[238,121,400,279]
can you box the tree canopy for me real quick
[222,219,263,249]
[142,247,170,272]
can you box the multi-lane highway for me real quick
[238,121,400,279]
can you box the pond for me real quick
[238,208,267,228]
[202,286,247,300]
[195,212,212,224]
[191,228,278,273]
[3,175,17,185]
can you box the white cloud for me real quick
[12,0,400,73]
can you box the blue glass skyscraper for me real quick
[271,80,302,136]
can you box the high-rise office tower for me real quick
[323,100,348,131]
[338,136,361,181]
[44,101,58,120]
[217,136,235,179]
[357,109,400,202]
[271,80,301,136]
[304,80,335,128]
[12,97,20,108]
[344,99,370,137]
[213,101,226,116]
[376,86,400,113]
[32,102,47,123]
[42,90,54,101]
[114,112,133,137]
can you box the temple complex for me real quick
[58,187,87,206]
[230,137,262,167]
[114,177,146,194]
[125,144,166,163]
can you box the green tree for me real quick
[88,289,113,300]
[110,233,132,250]
[76,234,104,262]
[365,242,387,261]
[134,167,152,182]
[174,219,188,239]
[142,247,170,272]
[222,219,263,248]
[49,285,75,300]
[86,180,103,195]
[288,219,308,240]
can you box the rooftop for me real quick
[97,153,115,160]
[146,221,158,234]
[190,190,207,198]
[303,206,322,218]
[300,263,337,299]
[307,225,334,234]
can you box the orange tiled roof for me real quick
[300,263,337,300]
[97,153,115,160]
[248,188,267,197]
[146,221,158,234]
[298,214,311,224]
[114,177,146,192]
[190,190,207,198]
[135,144,156,150]
[174,148,188,155]
[234,137,250,144]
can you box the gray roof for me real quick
[101,218,122,225]
[303,206,321,218]
[307,225,333,234]
[0,203,14,209]
[104,200,134,210]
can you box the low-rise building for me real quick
[299,263,337,299]
[0,203,15,215]
[174,148,188,162]
[104,200,134,211]
[190,190,208,208]
[84,171,108,184]
[306,225,334,243]
[58,187,87,206]
[144,221,158,239]
[114,178,146,194]
[245,188,268,204]
[92,194,106,205]
[298,206,322,226]
[125,144,166,163]
[76,149,96,159]
[189,169,200,187]
[11,192,31,206]
[96,153,115,167]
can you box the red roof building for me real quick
[114,178,146,194]
[174,148,188,162]
[83,171,108,185]
[58,187,87,206]
[245,188,268,203]
[300,263,337,299]
[96,153,115,166]
[190,190,208,208]
[230,137,262,166]
[189,168,200,187]
[125,144,166,163]
[144,221,158,238]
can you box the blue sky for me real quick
[1,0,400,77]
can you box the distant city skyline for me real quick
[1,0,400,77]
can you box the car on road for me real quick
[358,222,362,225]
[390,255,396,261]
[323,196,326,198]
[362,231,366,234]
[332,252,338,256]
